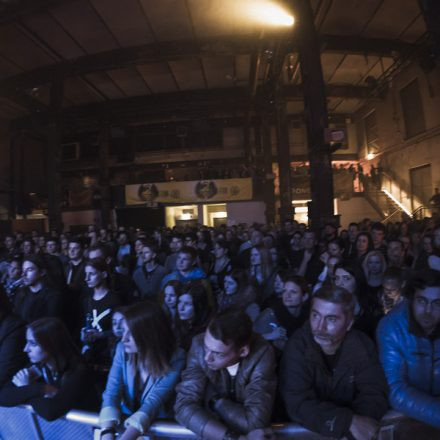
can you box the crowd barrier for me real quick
[0,406,405,439]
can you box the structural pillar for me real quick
[99,123,111,229]
[293,0,336,229]
[260,115,276,224]
[275,99,294,222]
[47,78,63,232]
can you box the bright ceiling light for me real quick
[240,1,294,27]
[366,152,376,160]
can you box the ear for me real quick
[302,293,309,303]
[101,271,108,279]
[238,344,250,358]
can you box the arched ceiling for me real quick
[0,0,427,123]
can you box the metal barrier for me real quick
[0,406,406,440]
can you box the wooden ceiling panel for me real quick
[187,0,245,37]
[136,62,179,94]
[90,0,155,47]
[0,97,27,117]
[362,0,421,39]
[21,12,85,60]
[0,56,22,79]
[49,1,119,54]
[320,53,345,82]
[168,59,206,90]
[330,54,379,84]
[139,0,193,41]
[399,14,426,43]
[234,54,251,86]
[0,24,56,69]
[84,72,125,100]
[63,77,104,105]
[107,67,151,97]
[320,0,383,36]
[202,56,235,88]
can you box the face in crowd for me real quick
[310,298,353,355]
[112,311,125,339]
[203,329,249,371]
[68,242,82,261]
[412,285,440,336]
[223,275,238,296]
[282,280,308,309]
[177,294,195,321]
[164,285,178,310]
[22,261,42,288]
[24,328,49,365]
[176,252,194,273]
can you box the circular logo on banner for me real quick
[138,184,159,202]
[195,181,218,199]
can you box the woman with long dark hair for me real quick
[99,301,185,440]
[175,281,212,351]
[0,317,98,420]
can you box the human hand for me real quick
[267,326,287,341]
[81,328,100,343]
[43,384,58,398]
[349,415,379,440]
[240,427,276,440]
[12,368,32,387]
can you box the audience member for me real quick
[281,285,388,439]
[175,309,277,440]
[99,301,185,440]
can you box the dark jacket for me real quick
[14,286,64,323]
[0,361,99,420]
[376,300,440,428]
[174,333,277,437]
[132,264,167,299]
[280,323,389,439]
[0,314,27,388]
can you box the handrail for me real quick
[10,406,406,439]
[381,208,402,224]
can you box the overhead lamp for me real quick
[239,1,294,27]
[366,152,375,160]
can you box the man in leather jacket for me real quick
[174,309,276,440]
[377,269,440,437]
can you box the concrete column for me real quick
[275,99,294,223]
[98,123,111,229]
[47,78,63,232]
[293,0,337,229]
[261,116,276,224]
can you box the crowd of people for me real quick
[0,216,439,440]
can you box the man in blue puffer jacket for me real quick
[377,269,440,435]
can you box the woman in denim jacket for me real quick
[99,301,185,440]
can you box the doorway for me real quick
[410,164,432,210]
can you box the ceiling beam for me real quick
[12,84,372,131]
[320,34,416,57]
[0,34,420,96]
[0,0,78,25]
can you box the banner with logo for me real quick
[125,178,253,205]
[291,171,355,200]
